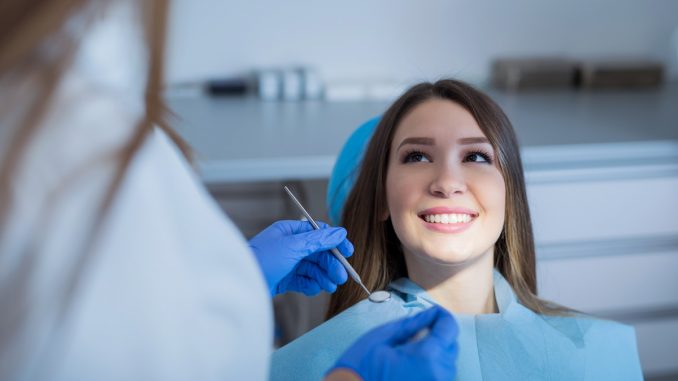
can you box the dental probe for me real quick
[283,186,371,297]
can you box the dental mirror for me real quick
[368,290,391,303]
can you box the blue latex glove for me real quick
[329,306,459,381]
[249,220,354,296]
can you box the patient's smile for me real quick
[422,213,473,224]
[419,207,478,225]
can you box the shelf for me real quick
[169,83,678,184]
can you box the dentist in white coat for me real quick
[0,0,459,380]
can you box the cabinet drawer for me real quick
[537,251,678,314]
[527,176,678,244]
[634,318,678,377]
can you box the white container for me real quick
[257,69,281,101]
[301,68,324,100]
[281,68,303,101]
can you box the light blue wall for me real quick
[166,0,678,85]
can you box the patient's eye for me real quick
[403,150,431,163]
[464,150,492,164]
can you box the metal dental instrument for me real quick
[283,186,371,297]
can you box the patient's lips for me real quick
[418,206,478,233]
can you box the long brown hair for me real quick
[0,0,190,376]
[327,79,570,318]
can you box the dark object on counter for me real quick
[491,58,577,90]
[206,78,250,96]
[578,60,664,88]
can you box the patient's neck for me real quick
[404,248,497,315]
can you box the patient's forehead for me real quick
[392,99,486,147]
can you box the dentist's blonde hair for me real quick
[0,0,190,376]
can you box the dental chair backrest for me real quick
[326,116,380,225]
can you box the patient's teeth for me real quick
[423,213,474,224]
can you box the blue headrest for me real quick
[326,116,380,225]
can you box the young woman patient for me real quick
[271,79,642,380]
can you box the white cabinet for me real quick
[525,141,678,378]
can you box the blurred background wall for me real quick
[166,0,678,86]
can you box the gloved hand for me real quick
[328,306,459,381]
[249,220,354,296]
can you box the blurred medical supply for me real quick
[324,80,407,101]
[301,68,324,99]
[254,66,324,101]
[206,77,250,96]
[491,57,577,90]
[492,56,665,91]
[578,60,663,88]
[281,68,303,100]
[257,69,282,100]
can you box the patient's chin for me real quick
[410,248,483,269]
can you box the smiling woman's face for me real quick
[385,98,506,267]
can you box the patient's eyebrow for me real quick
[458,137,490,145]
[397,137,435,150]
[397,136,490,149]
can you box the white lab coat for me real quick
[0,1,272,380]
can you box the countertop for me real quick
[168,83,678,184]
